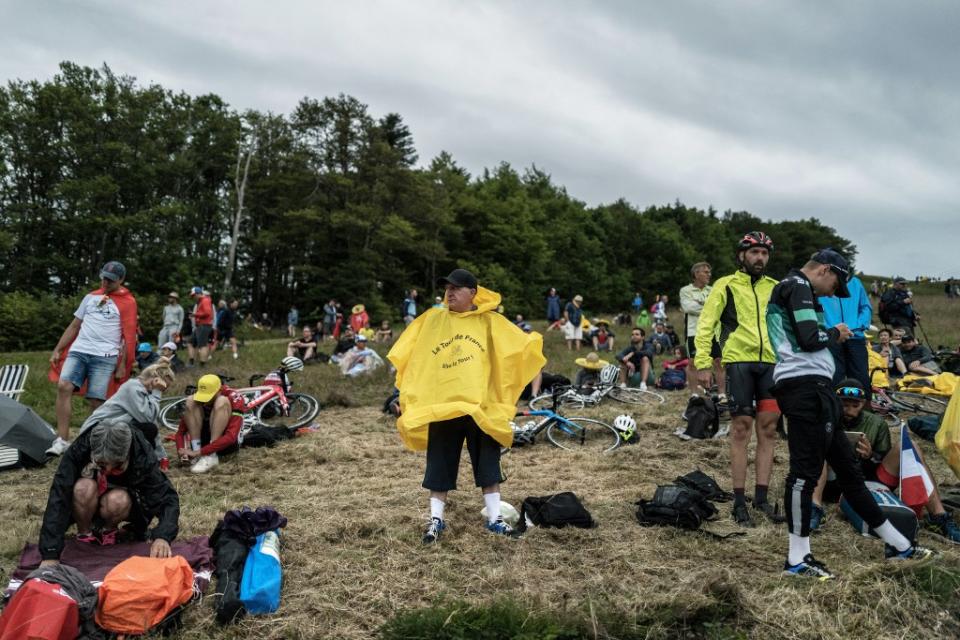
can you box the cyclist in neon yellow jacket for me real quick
[388,269,545,543]
[694,232,782,528]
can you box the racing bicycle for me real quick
[511,388,622,453]
[528,365,665,411]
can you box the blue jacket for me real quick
[818,276,872,339]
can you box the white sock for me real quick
[483,492,501,524]
[875,520,911,552]
[788,533,811,566]
[191,439,201,451]
[430,497,445,521]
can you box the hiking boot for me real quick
[98,528,118,546]
[422,517,445,544]
[486,516,518,537]
[753,500,786,524]
[190,453,219,474]
[732,503,754,528]
[885,544,937,562]
[46,437,71,456]
[783,554,836,581]
[926,512,960,544]
[809,504,826,532]
[76,532,97,544]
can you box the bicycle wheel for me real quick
[255,393,320,429]
[889,391,948,416]
[529,392,585,411]
[159,397,188,431]
[608,386,665,405]
[546,417,620,453]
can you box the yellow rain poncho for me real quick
[387,286,546,450]
[936,386,960,480]
[897,372,959,397]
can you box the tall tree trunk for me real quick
[223,142,252,294]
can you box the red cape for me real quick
[48,287,138,398]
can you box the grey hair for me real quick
[89,420,133,464]
[690,262,711,278]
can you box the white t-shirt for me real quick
[71,294,123,357]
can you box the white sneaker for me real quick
[639,382,648,391]
[233,353,238,359]
[190,453,219,474]
[46,437,71,456]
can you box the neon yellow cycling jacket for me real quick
[694,270,778,369]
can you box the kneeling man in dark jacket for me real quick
[38,419,179,566]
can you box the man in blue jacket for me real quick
[818,272,872,389]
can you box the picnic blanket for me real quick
[5,535,213,599]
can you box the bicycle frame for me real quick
[514,409,590,444]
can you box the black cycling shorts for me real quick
[422,416,505,491]
[192,325,213,347]
[687,337,721,360]
[725,362,779,417]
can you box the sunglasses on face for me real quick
[836,386,866,400]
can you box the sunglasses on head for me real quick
[836,386,866,400]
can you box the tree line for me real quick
[0,62,855,350]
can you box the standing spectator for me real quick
[350,304,370,334]
[563,295,584,351]
[47,261,138,456]
[402,289,419,326]
[680,262,724,392]
[187,286,214,367]
[322,299,338,340]
[219,299,239,359]
[652,294,669,324]
[694,232,781,527]
[879,278,918,328]
[631,291,644,315]
[287,306,299,338]
[546,288,562,329]
[387,268,545,543]
[158,292,184,347]
[819,273,872,388]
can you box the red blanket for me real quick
[47,286,138,398]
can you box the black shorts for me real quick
[422,416,505,491]
[687,337,721,360]
[725,362,779,417]
[219,327,234,340]
[192,325,213,347]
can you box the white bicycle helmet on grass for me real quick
[613,414,637,442]
[281,356,304,371]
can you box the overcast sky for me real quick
[3,1,958,277]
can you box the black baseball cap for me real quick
[810,248,850,298]
[437,268,478,289]
[901,333,916,342]
[99,261,126,282]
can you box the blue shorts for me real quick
[60,352,116,400]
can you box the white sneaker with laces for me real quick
[46,437,71,456]
[639,382,648,391]
[191,453,219,474]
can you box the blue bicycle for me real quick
[511,389,621,453]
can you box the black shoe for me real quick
[733,503,754,528]
[753,500,786,524]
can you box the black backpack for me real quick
[681,395,719,439]
[635,485,718,530]
[516,492,595,532]
[675,469,734,502]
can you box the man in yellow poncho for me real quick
[388,268,545,544]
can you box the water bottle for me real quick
[239,529,282,614]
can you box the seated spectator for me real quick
[664,324,680,349]
[38,420,179,561]
[375,320,394,343]
[79,361,176,468]
[514,313,525,327]
[135,342,159,371]
[663,345,690,370]
[174,374,243,474]
[330,326,356,363]
[618,327,654,391]
[287,326,319,361]
[810,380,960,542]
[359,326,376,341]
[649,322,673,355]
[900,333,941,375]
[160,341,185,373]
[873,329,907,378]
[338,335,385,376]
[591,319,616,352]
[573,352,609,393]
[432,296,444,309]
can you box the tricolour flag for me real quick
[900,424,934,515]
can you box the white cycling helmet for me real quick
[613,414,637,435]
[599,364,620,386]
[281,356,304,372]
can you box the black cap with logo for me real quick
[811,249,851,298]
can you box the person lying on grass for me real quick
[809,378,960,543]
[38,420,179,564]
[174,374,243,474]
[388,268,545,544]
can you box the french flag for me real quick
[900,425,934,516]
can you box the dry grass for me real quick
[1,291,959,638]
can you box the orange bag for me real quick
[95,556,194,635]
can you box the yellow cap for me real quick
[193,374,222,403]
